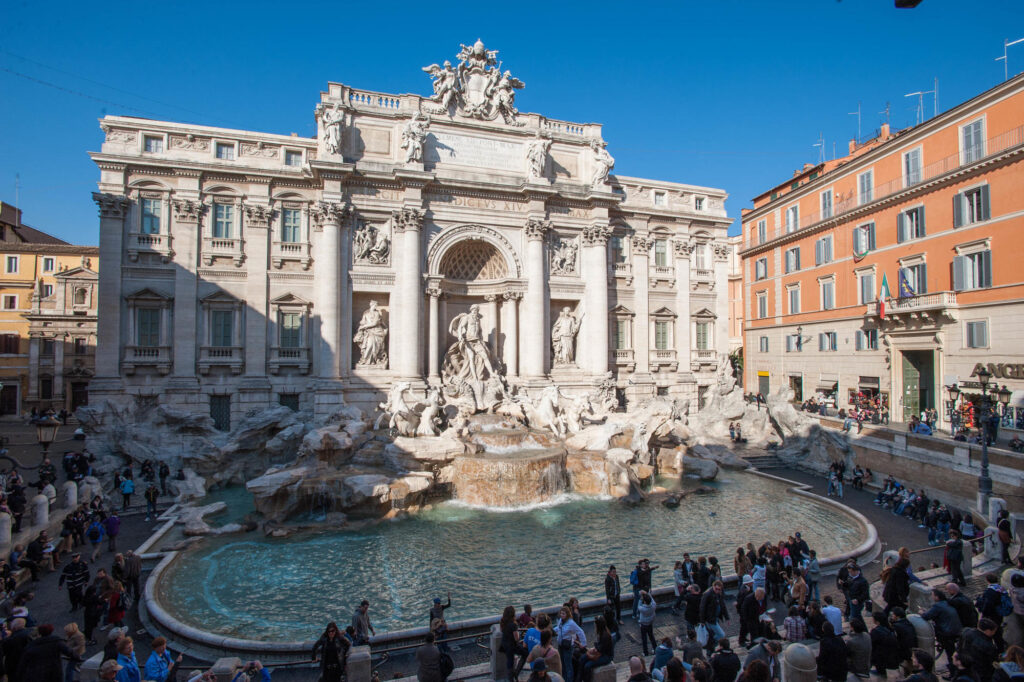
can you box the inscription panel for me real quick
[425,132,524,173]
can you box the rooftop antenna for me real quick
[904,86,935,126]
[813,132,825,164]
[996,37,1024,81]
[934,77,939,115]
[879,102,891,127]
[14,174,19,228]
[848,102,862,141]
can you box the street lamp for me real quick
[970,367,1012,514]
[945,383,960,436]
[35,413,60,456]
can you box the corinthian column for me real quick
[393,207,425,379]
[312,202,347,379]
[674,238,693,371]
[632,235,652,375]
[582,223,611,375]
[92,193,129,385]
[521,218,550,379]
[427,287,441,381]
[170,198,205,381]
[503,291,521,378]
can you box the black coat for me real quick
[870,624,901,671]
[816,633,849,681]
[883,567,910,608]
[949,593,978,629]
[893,618,918,660]
[1,630,30,679]
[740,596,765,634]
[710,648,741,682]
[312,633,351,676]
[16,634,77,682]
[848,575,870,604]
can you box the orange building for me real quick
[740,73,1024,433]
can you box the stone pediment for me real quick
[270,292,312,308]
[610,304,635,316]
[692,307,717,320]
[200,290,241,304]
[127,287,172,302]
[55,266,99,281]
[651,306,677,319]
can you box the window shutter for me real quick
[919,263,928,294]
[852,227,860,253]
[818,333,825,351]
[815,240,822,265]
[868,223,876,250]
[953,193,963,228]
[979,322,988,347]
[980,184,991,221]
[952,255,966,291]
[980,250,992,288]
[897,213,906,243]
[918,207,926,237]
[967,322,976,348]
[795,248,800,270]
[855,331,863,351]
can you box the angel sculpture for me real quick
[488,70,524,123]
[421,60,460,111]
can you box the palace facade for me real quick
[89,41,731,427]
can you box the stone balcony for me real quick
[202,236,245,267]
[127,231,174,263]
[122,345,172,375]
[867,291,959,324]
[691,348,717,372]
[612,348,635,371]
[650,348,678,371]
[271,241,312,270]
[692,268,713,281]
[269,346,311,375]
[198,345,244,374]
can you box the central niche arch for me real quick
[426,224,523,280]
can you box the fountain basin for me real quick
[451,447,568,507]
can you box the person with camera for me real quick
[229,660,270,682]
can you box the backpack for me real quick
[629,568,639,586]
[998,589,1014,617]
[439,651,455,679]
[87,525,101,541]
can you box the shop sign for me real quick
[970,363,1024,380]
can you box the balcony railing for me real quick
[743,124,1024,250]
[693,349,717,362]
[198,345,244,374]
[866,291,958,317]
[122,345,171,375]
[692,268,713,280]
[202,236,245,267]
[271,240,312,270]
[651,348,678,370]
[127,231,173,263]
[269,346,311,374]
[612,348,635,370]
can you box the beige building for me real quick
[89,41,732,427]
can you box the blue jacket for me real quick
[144,650,174,682]
[120,479,135,495]
[116,651,141,682]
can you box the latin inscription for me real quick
[425,132,524,172]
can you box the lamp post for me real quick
[968,367,1012,515]
[35,413,60,457]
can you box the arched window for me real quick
[74,288,88,306]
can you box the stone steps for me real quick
[742,454,786,469]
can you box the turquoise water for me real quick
[157,471,865,640]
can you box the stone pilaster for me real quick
[521,218,550,379]
[713,241,730,360]
[631,235,652,375]
[312,201,348,379]
[53,335,65,401]
[27,337,40,402]
[485,294,499,356]
[166,198,204,399]
[91,192,129,396]
[674,238,694,374]
[581,223,610,376]
[392,207,425,379]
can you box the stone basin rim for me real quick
[141,468,880,661]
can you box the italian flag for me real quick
[879,273,891,319]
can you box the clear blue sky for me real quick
[1,0,1021,244]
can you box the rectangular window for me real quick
[757,293,768,319]
[653,191,666,207]
[41,339,55,356]
[610,237,625,264]
[820,279,835,310]
[281,208,301,243]
[695,322,710,351]
[784,247,801,273]
[785,205,799,233]
[952,250,992,291]
[694,197,704,211]
[755,258,767,280]
[654,320,670,350]
[40,376,52,401]
[759,336,769,353]
[966,320,988,348]
[143,135,164,153]
[215,142,235,160]
[904,148,922,186]
[693,244,708,270]
[818,331,838,352]
[279,393,300,411]
[210,310,234,347]
[137,308,161,347]
[1,295,16,310]
[210,395,231,431]
[0,334,18,354]
[279,312,302,348]
[614,319,628,350]
[141,198,162,234]
[852,222,876,255]
[654,239,668,267]
[858,170,873,205]
[897,207,926,242]
[757,220,767,244]
[855,329,879,351]
[42,257,55,272]
[41,284,53,297]
[285,150,303,167]
[785,334,801,352]
[954,185,991,227]
[859,272,875,305]
[900,263,928,295]
[820,190,833,219]
[814,236,832,266]
[961,119,984,165]
[74,338,87,355]
[788,287,801,315]
[213,204,234,239]
[5,256,18,274]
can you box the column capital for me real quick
[673,238,694,258]
[582,223,611,246]
[172,198,205,224]
[92,192,129,219]
[713,241,731,262]
[242,203,274,229]
[524,217,551,241]
[392,207,425,232]
[484,294,498,302]
[311,201,350,230]
[631,235,652,255]
[426,286,442,298]
[503,290,523,301]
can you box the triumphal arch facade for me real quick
[90,40,732,424]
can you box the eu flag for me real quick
[898,268,916,298]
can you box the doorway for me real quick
[901,350,934,422]
[70,382,89,411]
[757,373,770,397]
[0,384,17,416]
[789,375,803,402]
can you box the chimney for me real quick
[849,139,857,155]
[880,122,891,139]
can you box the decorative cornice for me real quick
[92,192,129,219]
[392,207,425,232]
[524,217,551,241]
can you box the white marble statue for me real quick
[526,130,551,181]
[565,393,598,434]
[401,112,429,164]
[549,235,578,276]
[487,70,524,123]
[422,61,460,111]
[321,105,345,155]
[590,139,615,187]
[526,385,568,438]
[415,387,443,437]
[353,223,390,265]
[551,307,582,366]
[377,381,416,436]
[354,300,388,366]
[442,304,499,383]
